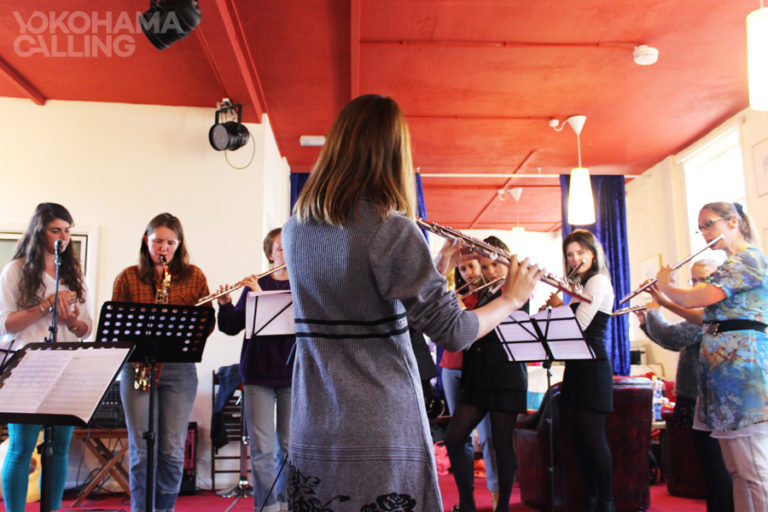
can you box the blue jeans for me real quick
[243,384,291,512]
[120,363,198,512]
[442,367,498,493]
[0,424,73,512]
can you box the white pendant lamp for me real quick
[565,115,596,225]
[747,3,768,111]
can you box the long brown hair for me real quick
[562,229,609,284]
[13,203,85,308]
[294,94,415,225]
[137,213,192,284]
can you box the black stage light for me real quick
[209,102,250,151]
[141,0,202,51]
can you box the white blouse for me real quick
[570,273,614,330]
[0,259,93,351]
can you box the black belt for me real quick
[703,319,767,335]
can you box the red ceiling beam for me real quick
[360,39,639,50]
[194,29,230,100]
[408,114,553,121]
[211,0,267,118]
[350,0,361,99]
[0,54,46,105]
[468,150,536,229]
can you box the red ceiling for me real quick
[0,0,755,230]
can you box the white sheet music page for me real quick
[39,347,130,421]
[0,350,73,413]
[245,290,294,337]
[0,345,131,422]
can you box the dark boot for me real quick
[595,498,616,512]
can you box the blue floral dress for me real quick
[697,247,768,432]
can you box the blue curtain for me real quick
[289,172,311,213]
[560,174,631,376]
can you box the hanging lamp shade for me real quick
[747,6,768,111]
[567,167,596,225]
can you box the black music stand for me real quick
[495,305,595,512]
[0,342,133,512]
[95,301,214,512]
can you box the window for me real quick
[679,125,745,256]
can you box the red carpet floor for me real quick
[0,476,707,512]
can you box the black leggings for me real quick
[568,405,613,504]
[444,403,518,512]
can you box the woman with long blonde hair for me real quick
[283,94,542,511]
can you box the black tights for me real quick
[569,405,613,507]
[444,404,518,512]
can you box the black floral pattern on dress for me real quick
[288,463,417,512]
[361,493,417,512]
[288,462,350,512]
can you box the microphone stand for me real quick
[40,239,63,512]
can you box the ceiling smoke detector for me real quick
[633,45,659,66]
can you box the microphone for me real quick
[54,239,65,253]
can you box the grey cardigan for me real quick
[640,309,702,400]
[283,200,479,511]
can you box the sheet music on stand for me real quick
[495,305,595,512]
[0,342,133,427]
[495,305,595,363]
[245,290,294,338]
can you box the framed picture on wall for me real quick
[753,137,768,197]
[0,231,89,274]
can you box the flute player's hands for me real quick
[501,256,543,310]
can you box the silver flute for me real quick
[611,305,648,316]
[196,264,287,306]
[619,235,724,304]
[417,218,593,303]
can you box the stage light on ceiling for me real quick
[141,0,202,51]
[747,3,768,111]
[209,100,250,151]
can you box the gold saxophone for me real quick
[133,256,171,391]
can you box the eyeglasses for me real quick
[696,217,728,234]
[688,277,706,286]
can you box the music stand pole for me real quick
[94,301,214,512]
[144,347,158,512]
[39,241,64,512]
[543,357,555,512]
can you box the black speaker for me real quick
[180,422,197,495]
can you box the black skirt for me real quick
[460,386,528,414]
[561,358,614,412]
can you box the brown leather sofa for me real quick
[516,376,653,512]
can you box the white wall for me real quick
[0,97,291,489]
[625,108,768,378]
[426,229,563,313]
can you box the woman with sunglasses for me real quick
[656,201,768,512]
